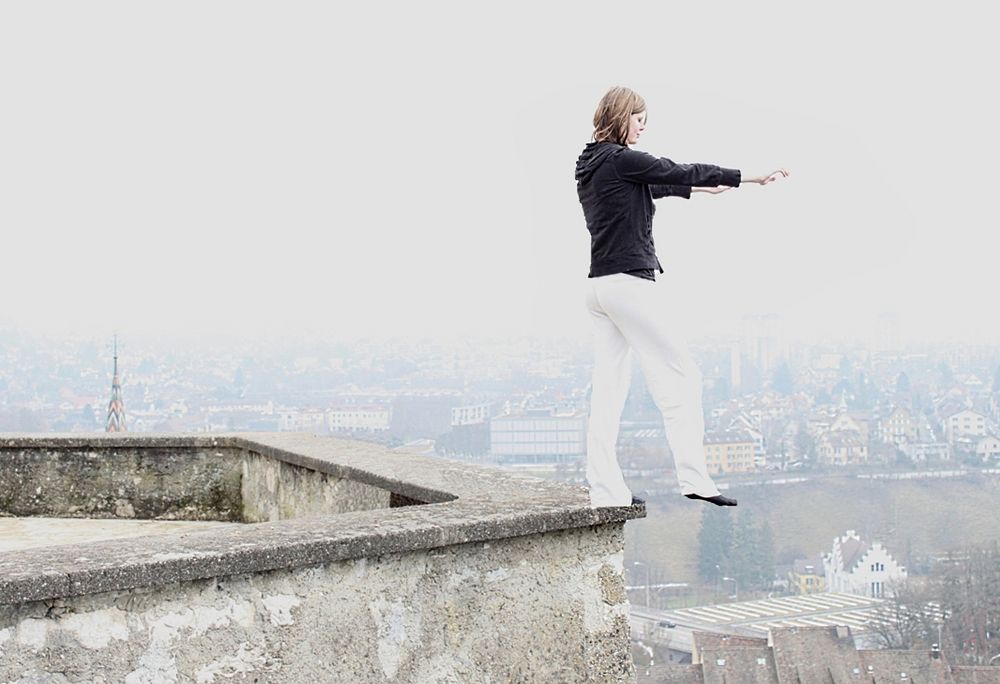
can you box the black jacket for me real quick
[575,142,741,277]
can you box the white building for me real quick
[975,435,1000,462]
[823,530,906,598]
[944,409,987,442]
[327,405,391,432]
[451,402,493,427]
[490,406,586,463]
[902,441,951,463]
[880,406,917,446]
[278,409,327,432]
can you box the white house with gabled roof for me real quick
[823,530,906,598]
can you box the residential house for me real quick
[788,557,826,595]
[703,430,756,474]
[975,435,1000,463]
[829,410,871,443]
[879,405,917,446]
[817,431,868,466]
[943,408,987,442]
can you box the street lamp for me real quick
[722,576,739,602]
[633,561,650,608]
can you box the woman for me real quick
[576,86,788,508]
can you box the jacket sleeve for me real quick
[616,148,741,187]
[650,185,692,199]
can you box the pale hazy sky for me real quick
[2,3,997,346]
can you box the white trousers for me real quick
[584,273,721,507]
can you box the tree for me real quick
[753,522,776,591]
[794,420,816,463]
[937,543,1000,665]
[697,506,734,584]
[730,509,756,592]
[697,506,775,593]
[866,579,938,650]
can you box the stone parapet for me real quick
[0,433,644,682]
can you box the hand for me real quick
[750,168,790,185]
[693,186,733,195]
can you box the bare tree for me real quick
[937,542,1000,665]
[866,579,939,650]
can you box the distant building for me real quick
[105,336,126,433]
[788,557,826,595]
[816,431,868,466]
[872,311,901,354]
[717,411,765,463]
[327,405,391,432]
[823,530,906,598]
[647,625,989,683]
[879,405,917,446]
[943,408,987,442]
[278,409,326,432]
[451,402,493,427]
[902,441,951,463]
[703,430,756,474]
[490,405,585,464]
[829,410,871,443]
[741,313,786,376]
[975,435,1000,462]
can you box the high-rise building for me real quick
[740,313,786,377]
[872,311,901,355]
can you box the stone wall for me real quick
[0,447,245,521]
[0,523,633,683]
[0,444,394,523]
[240,450,390,522]
[0,433,645,682]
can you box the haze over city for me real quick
[1,3,997,346]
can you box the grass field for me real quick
[625,473,1000,586]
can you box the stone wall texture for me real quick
[0,446,392,524]
[0,523,633,683]
[240,450,390,522]
[0,447,245,521]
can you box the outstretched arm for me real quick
[657,169,790,198]
[742,168,790,185]
[616,148,742,187]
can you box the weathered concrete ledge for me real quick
[0,433,644,606]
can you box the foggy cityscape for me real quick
[3,0,999,680]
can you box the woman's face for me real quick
[626,110,647,145]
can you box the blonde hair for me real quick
[592,86,646,145]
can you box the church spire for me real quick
[105,333,126,432]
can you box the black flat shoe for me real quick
[685,493,738,507]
